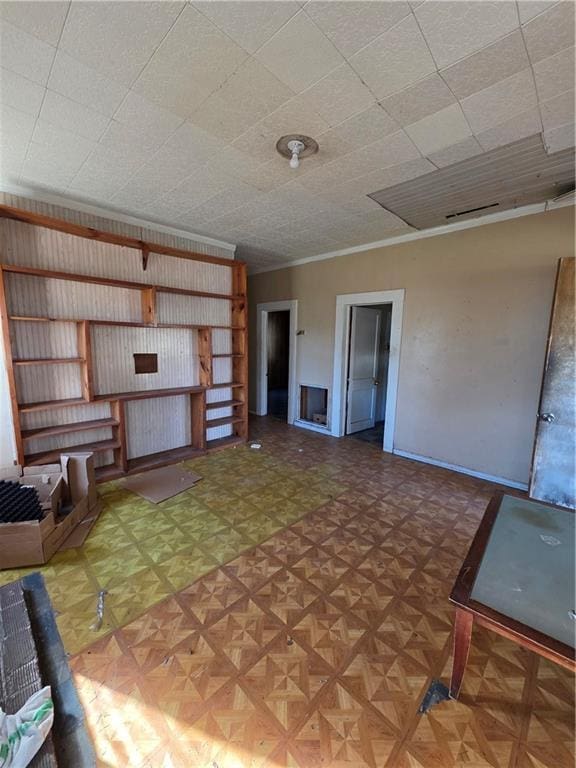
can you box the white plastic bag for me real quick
[0,687,54,768]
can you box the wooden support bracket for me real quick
[141,244,150,271]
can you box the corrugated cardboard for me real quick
[61,453,98,508]
[122,465,202,504]
[0,454,99,569]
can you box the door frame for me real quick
[256,300,298,424]
[331,290,404,452]
[346,306,382,434]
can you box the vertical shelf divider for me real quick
[231,263,248,440]
[141,286,156,324]
[197,328,213,388]
[111,399,128,472]
[77,320,94,402]
[191,391,207,451]
[0,266,24,464]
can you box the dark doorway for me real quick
[267,310,290,420]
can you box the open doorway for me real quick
[345,303,392,445]
[331,290,404,452]
[256,300,298,424]
[267,310,290,419]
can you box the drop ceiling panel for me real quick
[368,135,575,230]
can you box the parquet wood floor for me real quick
[68,417,574,767]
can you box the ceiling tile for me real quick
[522,1,575,63]
[414,1,519,69]
[254,10,344,92]
[331,104,399,147]
[40,90,110,142]
[543,122,575,154]
[48,50,128,117]
[460,69,538,134]
[69,145,147,199]
[133,5,247,116]
[405,103,471,155]
[193,1,300,54]
[26,139,92,178]
[189,58,294,143]
[0,1,69,46]
[439,30,529,100]
[156,166,232,213]
[231,97,330,160]
[336,130,422,180]
[349,14,436,100]
[517,1,559,25]
[299,63,374,126]
[427,136,484,167]
[304,1,411,58]
[475,108,541,151]
[0,19,55,85]
[21,154,76,189]
[59,1,185,86]
[187,180,264,221]
[162,122,227,167]
[533,46,575,103]
[343,157,436,195]
[113,92,184,147]
[540,90,575,132]
[381,74,455,126]
[0,67,44,117]
[0,104,36,146]
[31,120,97,168]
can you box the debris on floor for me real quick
[90,590,108,632]
[250,443,262,450]
[121,465,202,503]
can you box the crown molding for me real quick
[249,199,574,275]
[0,182,237,255]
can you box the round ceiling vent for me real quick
[276,134,319,169]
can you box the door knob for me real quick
[539,412,556,423]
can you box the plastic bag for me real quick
[0,687,54,768]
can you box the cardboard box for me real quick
[0,454,99,569]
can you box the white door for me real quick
[346,306,381,434]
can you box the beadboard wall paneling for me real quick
[126,396,191,459]
[212,328,233,355]
[11,320,79,360]
[0,219,232,294]
[91,326,199,396]
[156,292,231,327]
[0,192,234,260]
[212,357,233,385]
[6,273,142,322]
[15,361,82,404]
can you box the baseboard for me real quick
[294,419,332,435]
[393,449,528,490]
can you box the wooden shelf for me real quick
[210,382,245,389]
[2,264,239,301]
[22,417,119,442]
[18,397,88,413]
[206,399,243,410]
[93,386,206,402]
[206,416,244,429]
[14,357,84,366]
[9,316,243,332]
[207,435,245,451]
[126,445,206,475]
[0,209,248,477]
[25,438,120,466]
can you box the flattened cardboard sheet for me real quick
[121,465,202,504]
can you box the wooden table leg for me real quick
[450,608,474,699]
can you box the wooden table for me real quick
[449,492,575,699]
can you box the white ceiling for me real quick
[0,1,574,269]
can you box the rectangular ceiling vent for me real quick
[445,202,500,219]
[368,134,575,230]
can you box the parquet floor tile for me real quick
[9,414,570,767]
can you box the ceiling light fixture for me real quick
[276,134,319,170]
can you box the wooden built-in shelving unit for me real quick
[0,205,248,481]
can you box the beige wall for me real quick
[248,206,575,485]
